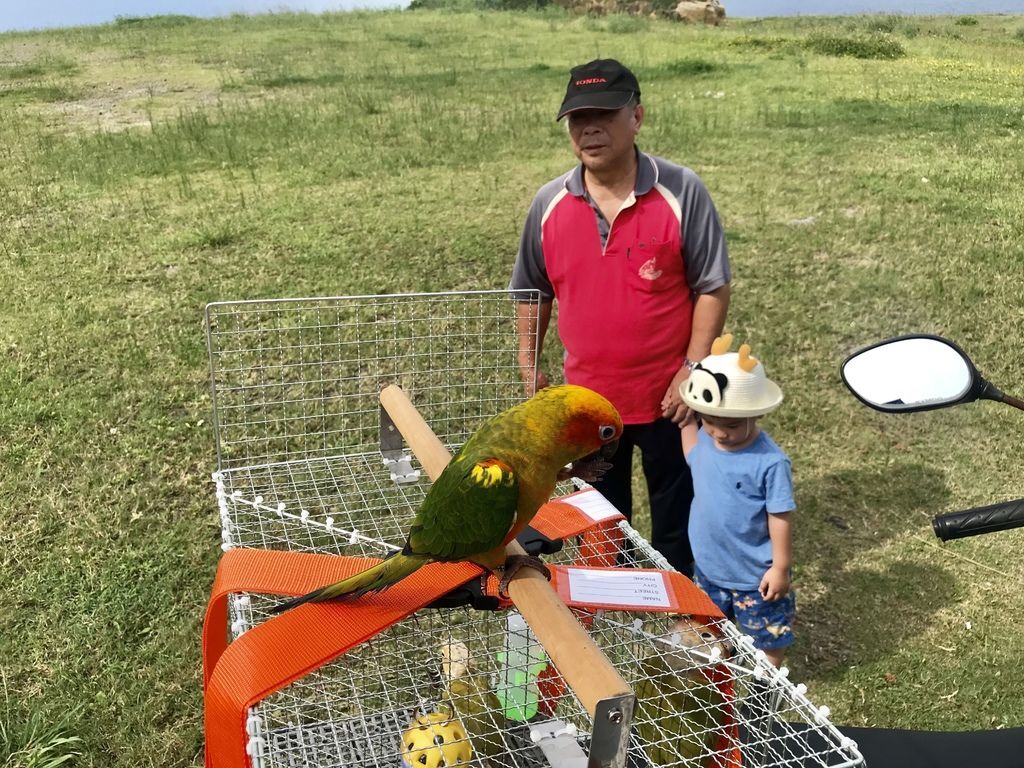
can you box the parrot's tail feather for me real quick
[268,553,429,614]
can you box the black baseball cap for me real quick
[556,59,641,121]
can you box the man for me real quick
[509,58,731,575]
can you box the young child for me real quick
[678,334,795,668]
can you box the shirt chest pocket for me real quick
[627,239,684,292]
[722,468,763,504]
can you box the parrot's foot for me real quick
[497,554,551,598]
[556,452,614,484]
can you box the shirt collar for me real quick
[565,149,659,197]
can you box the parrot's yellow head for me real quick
[530,384,623,458]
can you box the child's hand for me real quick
[758,566,790,602]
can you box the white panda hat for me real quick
[679,334,784,418]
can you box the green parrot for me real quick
[271,384,622,612]
[436,640,506,765]
[634,620,733,767]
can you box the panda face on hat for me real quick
[684,364,729,409]
[679,334,784,418]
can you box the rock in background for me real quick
[675,0,726,24]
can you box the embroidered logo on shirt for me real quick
[638,258,663,280]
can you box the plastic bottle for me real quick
[494,611,548,721]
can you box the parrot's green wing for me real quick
[404,455,518,561]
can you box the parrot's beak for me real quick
[600,439,619,460]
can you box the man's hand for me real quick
[758,565,791,602]
[523,369,550,397]
[660,365,692,425]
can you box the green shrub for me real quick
[805,33,906,60]
[113,14,197,27]
[407,0,550,9]
[664,57,719,76]
[954,15,979,26]
[729,35,795,53]
[407,0,476,9]
[863,14,900,33]
[605,14,649,33]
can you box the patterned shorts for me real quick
[693,565,796,651]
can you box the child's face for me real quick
[700,414,759,451]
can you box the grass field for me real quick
[3,7,1024,766]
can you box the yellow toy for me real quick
[400,710,473,768]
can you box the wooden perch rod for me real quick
[379,384,634,719]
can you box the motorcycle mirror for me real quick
[840,334,1005,413]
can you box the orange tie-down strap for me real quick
[203,550,482,768]
[203,493,716,768]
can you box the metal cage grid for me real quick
[205,292,864,768]
[206,290,540,472]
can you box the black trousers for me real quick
[591,418,694,576]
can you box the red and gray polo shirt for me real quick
[509,151,731,424]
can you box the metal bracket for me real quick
[379,404,421,485]
[588,693,636,768]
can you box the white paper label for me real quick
[560,489,623,523]
[565,568,671,608]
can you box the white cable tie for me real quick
[669,632,681,647]
[816,705,831,723]
[709,646,722,660]
[246,736,265,756]
[632,618,643,632]
[349,529,360,545]
[778,666,790,679]
[841,736,857,750]
[235,594,250,607]
[231,619,246,634]
[246,716,261,735]
[753,653,771,681]
[300,509,309,520]
[276,503,285,516]
[254,495,263,504]
[231,490,242,498]
[221,542,231,552]
[212,471,221,482]
[325,516,334,531]
[795,683,807,695]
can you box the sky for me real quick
[1,0,1023,33]
[0,0,404,34]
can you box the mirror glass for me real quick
[842,337,974,411]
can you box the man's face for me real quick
[566,103,644,174]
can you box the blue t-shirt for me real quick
[686,429,794,590]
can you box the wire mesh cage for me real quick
[205,291,864,768]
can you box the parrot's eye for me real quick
[599,425,616,440]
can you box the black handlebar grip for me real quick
[932,498,1024,541]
